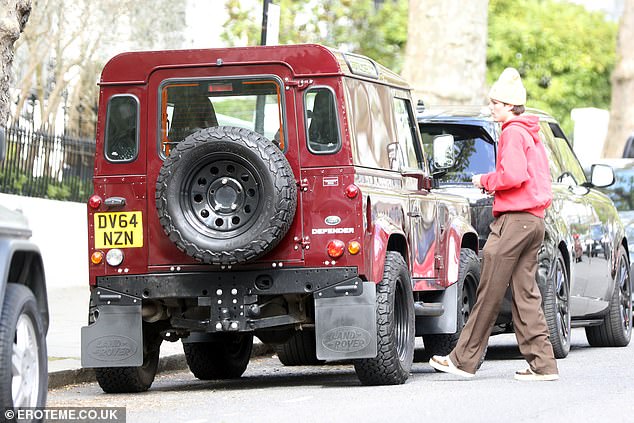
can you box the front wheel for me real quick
[540,249,571,358]
[184,333,253,380]
[354,252,415,385]
[585,245,632,347]
[423,249,480,357]
[0,284,48,409]
[275,330,323,366]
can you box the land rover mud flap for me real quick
[314,281,377,360]
[81,290,143,368]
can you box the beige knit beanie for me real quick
[489,67,526,106]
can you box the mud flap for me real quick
[81,303,143,368]
[415,281,458,335]
[314,281,377,360]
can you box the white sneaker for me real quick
[514,368,559,381]
[429,355,475,378]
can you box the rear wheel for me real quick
[423,249,479,357]
[354,252,414,385]
[184,333,253,380]
[95,325,162,393]
[275,330,323,366]
[586,245,632,347]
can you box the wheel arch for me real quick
[367,217,408,285]
[0,239,48,333]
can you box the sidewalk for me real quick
[46,285,273,389]
[46,285,187,389]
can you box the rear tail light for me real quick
[327,240,345,259]
[345,184,360,199]
[88,195,102,209]
[348,241,361,255]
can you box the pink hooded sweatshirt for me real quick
[480,115,552,218]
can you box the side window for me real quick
[419,123,495,183]
[537,122,562,182]
[305,87,340,154]
[105,95,138,162]
[544,121,586,184]
[392,98,419,170]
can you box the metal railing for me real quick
[0,126,95,203]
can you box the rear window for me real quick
[159,77,285,156]
[105,95,139,162]
[304,87,340,154]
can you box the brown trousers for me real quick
[449,212,559,375]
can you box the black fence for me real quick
[0,126,95,203]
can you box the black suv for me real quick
[418,106,633,358]
[0,127,49,410]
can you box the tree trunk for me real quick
[603,0,634,158]
[401,0,489,107]
[0,0,31,125]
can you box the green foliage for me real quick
[488,0,617,136]
[221,0,408,71]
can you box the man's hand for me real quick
[472,174,483,189]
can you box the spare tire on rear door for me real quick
[156,126,297,265]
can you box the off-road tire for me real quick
[354,252,415,385]
[156,126,296,265]
[539,249,571,358]
[0,284,48,409]
[184,333,253,380]
[275,330,324,366]
[423,249,480,358]
[586,245,632,347]
[94,327,162,393]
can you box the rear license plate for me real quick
[94,212,143,249]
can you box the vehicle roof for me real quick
[100,44,409,89]
[417,104,556,123]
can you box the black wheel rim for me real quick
[554,256,571,346]
[181,154,263,239]
[617,254,632,335]
[394,280,409,362]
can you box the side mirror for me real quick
[589,163,615,188]
[0,126,5,162]
[433,134,454,170]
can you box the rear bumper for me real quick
[82,267,378,367]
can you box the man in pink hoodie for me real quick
[429,68,559,381]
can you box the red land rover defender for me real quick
[81,44,480,392]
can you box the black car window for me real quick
[599,166,634,211]
[419,123,495,183]
[105,95,139,162]
[305,87,340,154]
[393,98,420,170]
[554,137,587,185]
[537,122,562,181]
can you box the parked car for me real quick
[81,44,480,392]
[0,127,49,410]
[418,106,633,358]
[588,158,634,270]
